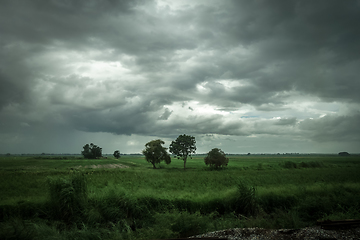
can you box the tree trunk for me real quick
[183,154,188,169]
[152,163,156,169]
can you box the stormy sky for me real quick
[1,0,360,154]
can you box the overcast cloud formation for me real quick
[1,0,360,154]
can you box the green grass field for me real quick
[1,154,360,239]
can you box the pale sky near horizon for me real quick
[1,0,360,154]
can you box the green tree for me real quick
[113,150,121,159]
[81,143,102,159]
[142,139,171,169]
[169,134,196,169]
[204,148,229,169]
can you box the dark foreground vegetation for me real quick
[0,155,359,239]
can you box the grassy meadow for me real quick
[0,154,360,239]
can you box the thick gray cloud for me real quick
[0,0,359,154]
[299,113,360,142]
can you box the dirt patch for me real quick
[71,164,129,169]
[190,226,360,240]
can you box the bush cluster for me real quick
[283,161,324,169]
[204,148,229,169]
[81,143,102,159]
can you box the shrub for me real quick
[89,190,151,230]
[0,218,35,240]
[259,193,298,213]
[297,196,329,221]
[283,161,297,169]
[170,211,208,238]
[299,161,324,168]
[47,173,87,224]
[204,148,229,169]
[231,182,259,216]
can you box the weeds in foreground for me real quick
[0,218,35,240]
[231,182,259,216]
[47,172,88,224]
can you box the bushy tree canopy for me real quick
[169,134,196,169]
[204,148,229,169]
[81,143,102,159]
[142,139,171,169]
[113,150,121,159]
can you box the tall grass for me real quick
[47,172,88,224]
[0,155,360,239]
[0,218,35,240]
[230,182,259,216]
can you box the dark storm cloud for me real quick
[299,113,360,142]
[0,0,140,44]
[0,72,25,109]
[0,41,39,110]
[186,0,360,105]
[1,0,360,153]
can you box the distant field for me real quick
[1,154,359,204]
[1,154,360,239]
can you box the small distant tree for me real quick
[338,152,350,156]
[82,143,102,159]
[142,139,171,169]
[113,150,121,159]
[204,148,229,169]
[169,134,196,169]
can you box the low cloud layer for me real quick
[1,0,359,154]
